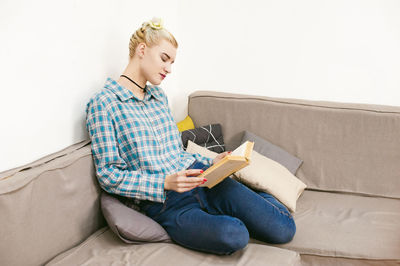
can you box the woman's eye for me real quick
[161,57,167,62]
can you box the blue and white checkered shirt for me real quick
[86,78,213,203]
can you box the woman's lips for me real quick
[160,73,166,79]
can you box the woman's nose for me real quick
[165,63,171,74]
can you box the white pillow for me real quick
[234,150,307,212]
[186,140,218,159]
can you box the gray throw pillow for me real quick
[241,131,303,175]
[100,191,171,244]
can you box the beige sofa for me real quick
[1,91,399,266]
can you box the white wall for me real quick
[1,0,400,172]
[0,0,179,172]
[177,0,400,107]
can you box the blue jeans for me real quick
[139,161,296,255]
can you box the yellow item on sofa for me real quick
[176,115,195,132]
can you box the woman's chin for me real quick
[149,80,162,86]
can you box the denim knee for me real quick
[215,218,249,255]
[273,217,296,244]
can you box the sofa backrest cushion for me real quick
[0,140,105,266]
[188,91,400,199]
[241,130,303,175]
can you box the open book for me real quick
[199,141,254,188]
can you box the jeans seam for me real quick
[194,192,205,210]
[156,197,168,218]
[259,195,293,218]
[242,182,293,218]
[145,197,168,221]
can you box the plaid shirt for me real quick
[86,78,213,203]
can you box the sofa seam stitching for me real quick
[189,95,400,115]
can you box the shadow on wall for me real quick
[73,101,90,143]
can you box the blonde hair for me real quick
[129,17,178,58]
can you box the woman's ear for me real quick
[136,43,146,58]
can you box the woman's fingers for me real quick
[221,151,231,158]
[174,169,202,178]
[185,169,203,177]
[176,180,207,192]
[165,169,208,192]
[213,151,232,164]
[177,182,202,188]
[176,176,206,183]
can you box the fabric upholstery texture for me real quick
[176,115,195,132]
[188,91,400,199]
[47,190,400,265]
[233,150,307,212]
[100,192,171,244]
[181,124,225,153]
[300,255,400,266]
[251,190,400,261]
[46,227,301,266]
[241,130,303,175]
[0,141,106,266]
[0,140,90,181]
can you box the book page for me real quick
[231,141,249,157]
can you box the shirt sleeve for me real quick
[191,152,214,166]
[157,86,214,167]
[86,97,166,203]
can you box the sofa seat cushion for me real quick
[252,190,400,261]
[46,227,301,266]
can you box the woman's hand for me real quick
[164,169,207,193]
[212,151,232,165]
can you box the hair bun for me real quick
[148,17,163,30]
[130,17,177,58]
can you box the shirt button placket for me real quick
[141,100,161,146]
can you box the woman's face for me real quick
[141,39,176,85]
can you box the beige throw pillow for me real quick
[187,140,306,212]
[234,150,307,212]
[186,140,218,159]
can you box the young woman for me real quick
[86,18,296,255]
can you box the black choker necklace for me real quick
[120,75,146,91]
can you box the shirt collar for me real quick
[104,77,162,102]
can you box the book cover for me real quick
[199,141,254,188]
